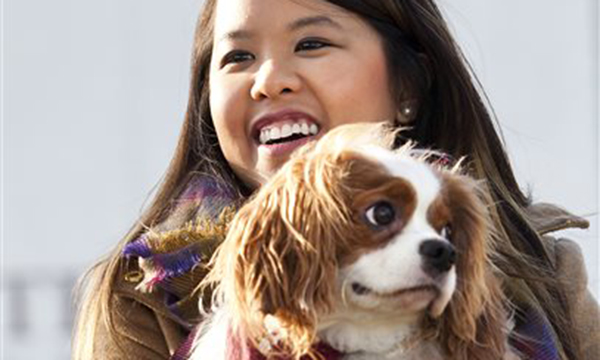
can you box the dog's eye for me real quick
[441,225,452,239]
[365,201,396,227]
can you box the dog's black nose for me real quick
[419,239,456,275]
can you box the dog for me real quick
[190,123,516,359]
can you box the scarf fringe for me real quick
[122,176,238,293]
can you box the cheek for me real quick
[312,52,395,125]
[210,76,246,135]
[209,74,251,159]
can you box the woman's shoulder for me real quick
[524,202,590,275]
[74,256,197,359]
[549,236,599,360]
[115,219,222,329]
[100,257,206,358]
[524,201,592,295]
[99,177,238,357]
[525,202,599,359]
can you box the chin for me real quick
[191,122,518,360]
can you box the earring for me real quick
[396,101,417,125]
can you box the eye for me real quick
[364,201,396,227]
[295,38,331,52]
[440,225,452,240]
[221,50,254,67]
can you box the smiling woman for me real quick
[209,0,395,186]
[71,0,599,359]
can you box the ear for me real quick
[437,173,508,359]
[210,158,346,358]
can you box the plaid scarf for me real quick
[123,176,561,360]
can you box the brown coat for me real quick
[90,203,599,359]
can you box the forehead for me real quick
[353,146,442,203]
[212,0,356,39]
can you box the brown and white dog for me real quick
[191,123,516,360]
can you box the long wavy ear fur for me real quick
[435,172,509,359]
[204,140,355,359]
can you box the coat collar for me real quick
[524,202,589,235]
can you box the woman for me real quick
[72,0,598,359]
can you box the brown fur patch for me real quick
[431,172,509,360]
[427,190,452,235]
[337,151,418,265]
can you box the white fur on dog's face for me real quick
[335,146,456,319]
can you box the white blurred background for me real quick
[2,0,598,359]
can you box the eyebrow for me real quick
[288,15,342,32]
[217,16,342,43]
[219,29,253,43]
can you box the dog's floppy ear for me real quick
[435,173,508,359]
[207,154,350,358]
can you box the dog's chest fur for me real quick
[342,341,443,360]
[318,321,444,360]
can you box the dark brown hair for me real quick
[73,1,579,359]
[321,1,579,358]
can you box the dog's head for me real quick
[205,123,505,359]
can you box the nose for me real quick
[419,239,456,275]
[250,59,302,100]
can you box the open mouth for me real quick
[351,282,438,298]
[258,121,320,145]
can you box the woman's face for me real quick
[209,0,396,186]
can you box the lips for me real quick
[251,110,321,143]
[259,121,319,145]
[351,282,438,298]
[251,110,321,156]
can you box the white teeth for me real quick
[281,124,292,138]
[258,120,320,145]
[301,123,309,135]
[259,130,268,144]
[270,127,281,139]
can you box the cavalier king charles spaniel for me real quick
[191,123,517,360]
